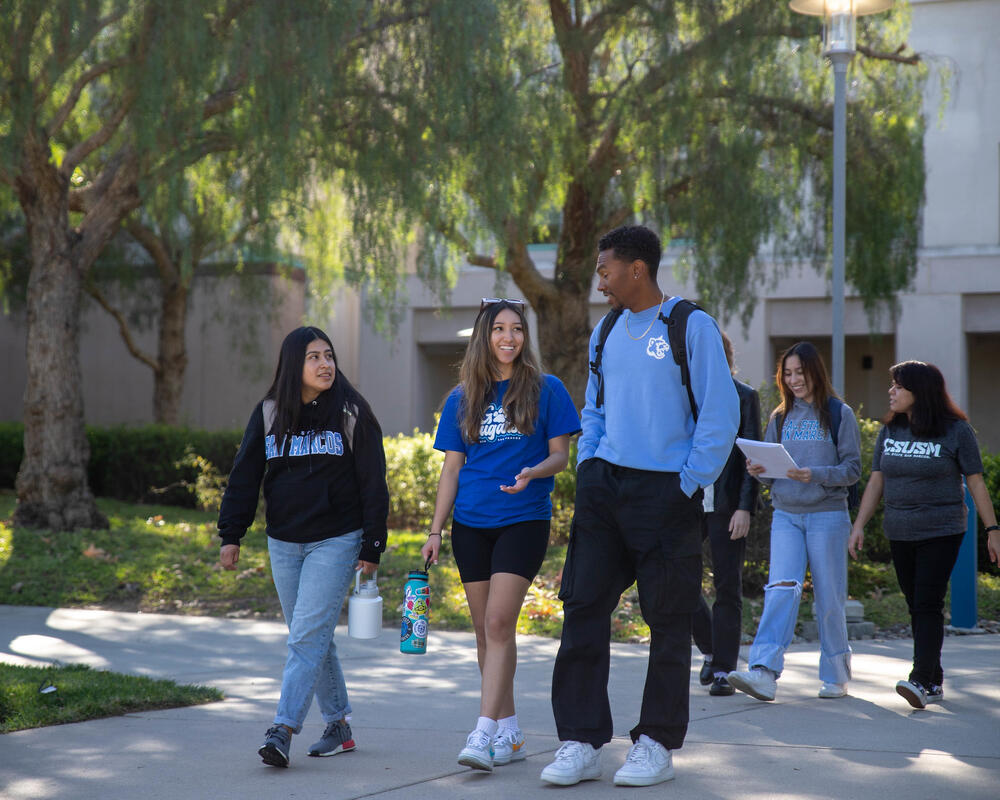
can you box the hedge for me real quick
[0,422,243,508]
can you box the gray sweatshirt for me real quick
[760,397,862,514]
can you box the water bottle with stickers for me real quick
[400,563,431,654]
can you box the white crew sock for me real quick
[475,716,498,738]
[498,714,519,732]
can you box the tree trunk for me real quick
[152,278,189,425]
[533,279,593,410]
[13,164,107,530]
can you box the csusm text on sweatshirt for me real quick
[762,397,861,514]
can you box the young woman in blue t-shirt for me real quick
[421,298,580,773]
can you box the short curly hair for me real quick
[597,225,662,279]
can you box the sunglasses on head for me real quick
[479,297,526,313]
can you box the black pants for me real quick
[890,533,964,688]
[691,511,746,674]
[552,458,703,751]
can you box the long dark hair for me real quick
[265,326,380,443]
[883,360,967,438]
[773,341,837,434]
[457,300,542,443]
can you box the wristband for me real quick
[427,532,442,538]
[986,525,1000,534]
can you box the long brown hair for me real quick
[773,341,837,435]
[457,301,542,443]
[883,360,967,438]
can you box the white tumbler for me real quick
[348,570,382,639]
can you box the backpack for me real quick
[774,397,860,509]
[262,399,358,453]
[589,298,701,421]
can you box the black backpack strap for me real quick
[827,396,842,448]
[775,411,785,442]
[658,299,701,422]
[589,308,623,409]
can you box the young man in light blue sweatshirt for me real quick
[541,225,739,788]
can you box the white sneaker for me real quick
[727,667,777,701]
[493,727,526,765]
[540,741,601,786]
[457,729,494,772]
[613,735,674,787]
[818,682,847,698]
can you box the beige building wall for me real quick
[0,265,305,431]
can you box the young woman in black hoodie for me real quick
[218,326,389,768]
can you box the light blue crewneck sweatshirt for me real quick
[577,297,739,497]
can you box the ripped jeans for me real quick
[747,508,852,685]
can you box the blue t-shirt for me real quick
[434,374,581,528]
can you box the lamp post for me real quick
[789,0,891,396]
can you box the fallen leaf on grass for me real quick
[82,543,117,562]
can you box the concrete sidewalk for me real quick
[1,605,998,799]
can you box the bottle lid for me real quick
[357,579,379,598]
[407,570,428,580]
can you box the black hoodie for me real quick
[218,389,389,563]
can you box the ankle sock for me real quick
[475,716,498,738]
[498,714,519,732]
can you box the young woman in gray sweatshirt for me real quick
[727,342,861,702]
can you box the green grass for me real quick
[0,662,221,733]
[2,490,998,643]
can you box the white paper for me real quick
[736,438,799,479]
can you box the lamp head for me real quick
[790,1,893,56]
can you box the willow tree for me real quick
[353,0,926,404]
[0,0,493,529]
[86,156,269,426]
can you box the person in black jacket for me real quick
[218,326,389,769]
[691,332,761,696]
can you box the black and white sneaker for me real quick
[896,679,928,709]
[925,684,944,703]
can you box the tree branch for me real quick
[46,58,128,137]
[85,283,160,373]
[36,6,130,108]
[857,43,920,65]
[125,218,178,286]
[60,87,137,175]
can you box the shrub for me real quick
[0,422,242,508]
[383,427,443,529]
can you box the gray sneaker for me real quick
[308,719,357,757]
[258,725,291,767]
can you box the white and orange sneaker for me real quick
[493,727,526,765]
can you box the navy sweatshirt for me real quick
[218,390,389,564]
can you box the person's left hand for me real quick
[988,530,1000,565]
[729,509,751,540]
[356,559,379,574]
[500,467,534,494]
[786,467,812,483]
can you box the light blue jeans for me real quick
[268,530,362,732]
[748,509,852,684]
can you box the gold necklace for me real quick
[625,294,666,340]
